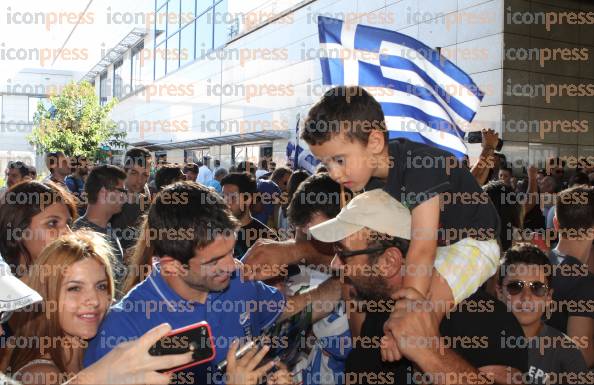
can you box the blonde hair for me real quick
[8,230,115,374]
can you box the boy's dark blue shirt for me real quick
[366,139,500,245]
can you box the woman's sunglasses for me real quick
[505,280,549,297]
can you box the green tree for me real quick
[28,81,126,160]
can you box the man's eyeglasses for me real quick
[113,187,128,194]
[505,280,549,297]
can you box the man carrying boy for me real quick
[301,86,501,359]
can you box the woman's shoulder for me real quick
[14,359,61,385]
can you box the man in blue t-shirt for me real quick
[84,182,341,385]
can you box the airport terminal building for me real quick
[80,0,593,171]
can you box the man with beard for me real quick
[221,173,277,258]
[308,189,528,385]
[43,151,70,186]
[110,147,153,251]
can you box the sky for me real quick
[0,0,155,84]
[0,0,295,86]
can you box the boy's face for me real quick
[497,263,551,329]
[309,132,381,192]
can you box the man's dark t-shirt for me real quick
[110,194,151,251]
[234,218,277,258]
[546,251,594,334]
[345,290,528,384]
[72,216,127,288]
[366,139,499,246]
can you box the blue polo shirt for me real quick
[83,263,284,383]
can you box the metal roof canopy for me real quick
[81,28,148,83]
[143,130,289,151]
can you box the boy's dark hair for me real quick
[124,147,151,170]
[184,163,199,175]
[499,244,552,285]
[301,86,387,146]
[287,173,353,227]
[556,185,594,232]
[85,165,127,204]
[8,161,30,178]
[148,182,239,264]
[220,172,257,195]
[155,165,184,190]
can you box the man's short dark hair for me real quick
[45,151,66,173]
[155,165,184,190]
[220,172,257,195]
[85,165,126,204]
[148,182,239,264]
[287,173,352,227]
[301,86,387,146]
[8,161,30,178]
[569,172,590,187]
[499,244,552,285]
[500,166,512,175]
[184,163,199,175]
[556,185,594,232]
[124,147,151,170]
[270,166,292,184]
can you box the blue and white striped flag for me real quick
[317,16,483,158]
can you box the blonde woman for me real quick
[8,231,114,385]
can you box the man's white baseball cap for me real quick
[309,189,411,243]
[0,257,42,313]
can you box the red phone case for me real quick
[159,321,216,373]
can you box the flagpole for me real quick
[294,113,300,171]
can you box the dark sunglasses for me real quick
[333,244,389,260]
[505,280,549,297]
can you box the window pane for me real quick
[131,43,144,91]
[180,21,195,67]
[196,12,213,56]
[156,0,167,9]
[181,0,195,27]
[166,32,180,74]
[155,43,166,79]
[156,4,167,45]
[113,61,123,99]
[197,0,213,16]
[99,72,108,105]
[167,0,181,35]
[213,0,229,48]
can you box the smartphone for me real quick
[148,321,216,373]
[467,131,504,151]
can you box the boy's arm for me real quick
[404,195,441,297]
[279,277,342,323]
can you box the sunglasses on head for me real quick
[0,311,13,324]
[505,280,549,297]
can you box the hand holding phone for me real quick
[148,321,216,373]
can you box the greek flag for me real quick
[317,16,483,158]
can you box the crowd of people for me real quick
[0,85,593,385]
